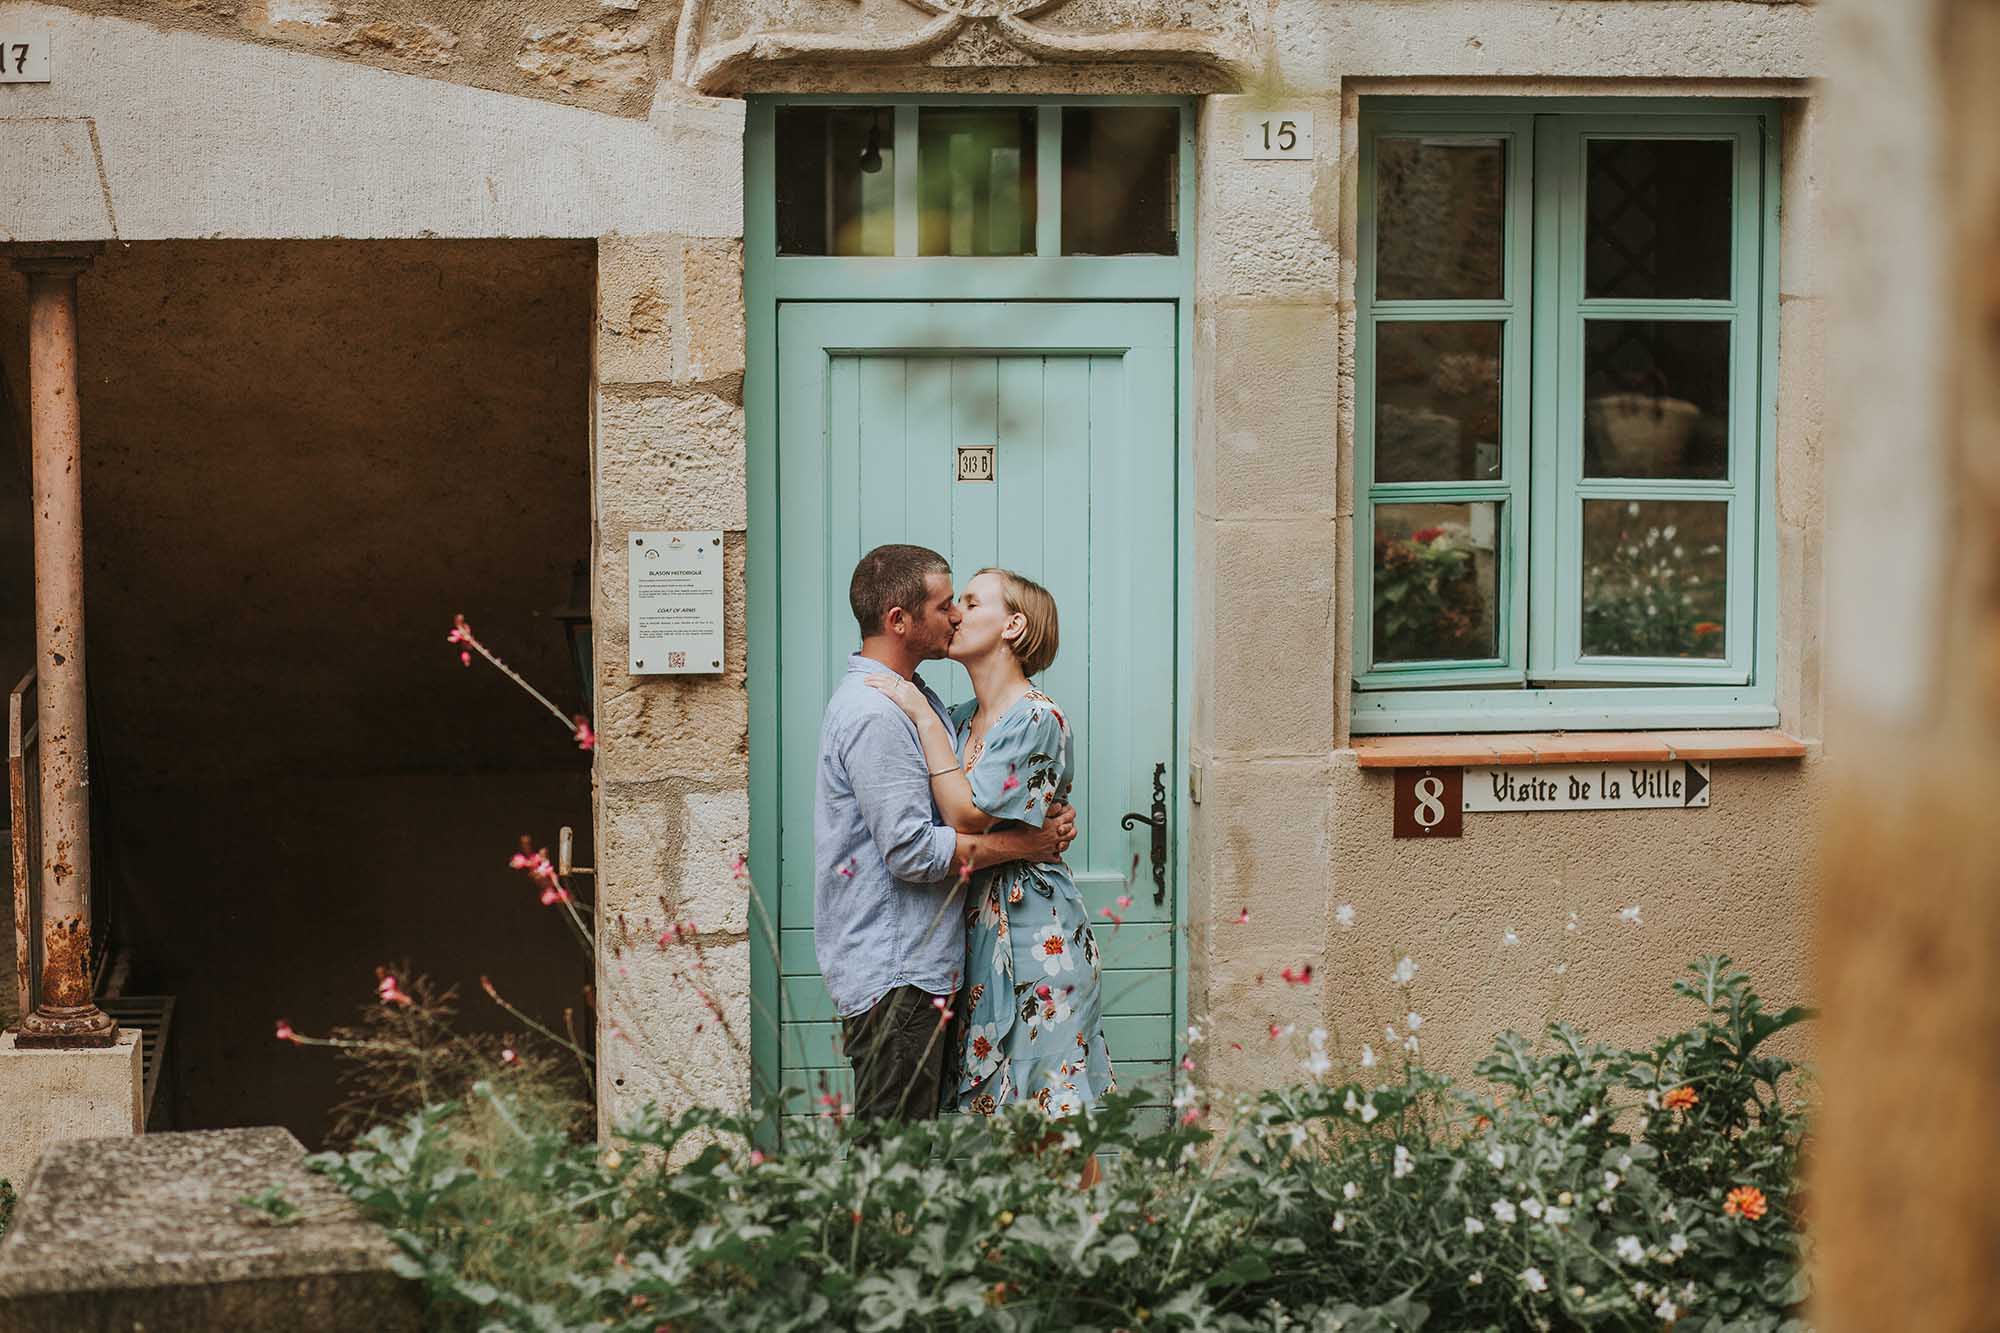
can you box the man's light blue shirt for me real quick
[813,653,964,1018]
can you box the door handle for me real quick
[1119,761,1170,906]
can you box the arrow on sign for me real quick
[1683,761,1710,806]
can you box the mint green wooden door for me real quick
[773,301,1177,1124]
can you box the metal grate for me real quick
[97,995,175,1129]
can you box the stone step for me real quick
[0,1127,420,1333]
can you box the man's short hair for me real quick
[850,544,951,638]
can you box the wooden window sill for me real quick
[1350,729,1808,769]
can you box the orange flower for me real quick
[1724,1185,1768,1221]
[1693,621,1723,636]
[1662,1085,1699,1112]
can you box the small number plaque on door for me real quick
[956,445,995,482]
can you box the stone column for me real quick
[591,224,752,1133]
[8,243,116,1049]
[1186,92,1344,1084]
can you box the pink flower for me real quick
[1180,1056,1196,1072]
[1280,964,1314,986]
[274,1020,298,1043]
[571,716,595,751]
[377,974,413,1006]
[1100,907,1124,926]
[1234,908,1251,925]
[1269,1023,1282,1040]
[837,861,854,879]
[1036,984,1052,1000]
[1002,769,1020,793]
[500,1047,519,1067]
[731,854,748,881]
[748,1149,766,1167]
[1116,894,1133,909]
[459,651,472,667]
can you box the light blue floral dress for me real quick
[947,690,1116,1119]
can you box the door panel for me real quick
[774,302,1177,1121]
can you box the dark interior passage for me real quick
[1,239,596,1143]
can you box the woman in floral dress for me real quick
[866,567,1116,1122]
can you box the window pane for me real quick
[920,108,1037,257]
[1062,107,1178,255]
[1584,320,1730,479]
[1581,500,1728,659]
[1586,138,1733,300]
[1374,321,1504,482]
[1372,502,1501,664]
[1374,137,1506,301]
[775,106,896,257]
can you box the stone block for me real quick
[596,386,747,530]
[0,1030,142,1192]
[516,20,656,102]
[0,1127,419,1332]
[1196,95,1341,304]
[675,788,751,934]
[1202,303,1340,519]
[598,938,752,1130]
[1203,518,1338,755]
[680,239,746,386]
[597,237,745,390]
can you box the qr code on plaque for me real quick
[668,652,687,669]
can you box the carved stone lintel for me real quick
[675,0,1250,93]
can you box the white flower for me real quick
[1036,925,1076,976]
[1502,928,1520,946]
[1565,911,1580,934]
[1301,1049,1332,1078]
[1521,1267,1548,1294]
[1290,1124,1308,1149]
[1619,905,1644,925]
[1360,1043,1376,1068]
[1668,1232,1688,1256]
[965,1022,1003,1078]
[1558,1191,1573,1206]
[1628,501,1642,516]
[1390,956,1419,987]
[1662,524,1678,541]
[1644,1090,1662,1110]
[1464,1215,1486,1235]
[1332,1211,1347,1232]
[1653,1298,1679,1322]
[1384,1024,1399,1045]
[1360,1099,1379,1124]
[1681,1281,1698,1302]
[1604,1171,1622,1192]
[1487,1145,1506,1170]
[1344,1089,1360,1115]
[1633,1281,1652,1302]
[1335,903,1356,928]
[1581,1108,1601,1128]
[1467,1271,1484,1286]
[1403,1034,1421,1054]
[1393,1144,1414,1179]
[1405,1011,1424,1032]
[1616,1235,1646,1264]
[1309,1026,1328,1048]
[1546,1206,1572,1225]
[1186,1023,1203,1044]
[1491,1199,1518,1224]
[1343,1180,1360,1201]
[1521,1197,1545,1220]
[1597,1198,1615,1214]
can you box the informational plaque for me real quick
[628,531,723,675]
[1463,762,1711,813]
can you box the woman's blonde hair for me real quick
[978,567,1060,678]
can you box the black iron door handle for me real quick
[1120,761,1169,906]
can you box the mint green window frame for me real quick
[1353,99,1781,734]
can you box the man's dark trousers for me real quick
[841,985,954,1120]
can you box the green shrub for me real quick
[312,956,1810,1333]
[0,1177,15,1241]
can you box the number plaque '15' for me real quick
[1243,111,1314,160]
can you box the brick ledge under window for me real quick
[1349,729,1808,769]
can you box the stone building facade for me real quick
[1,0,1825,1142]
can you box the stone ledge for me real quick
[0,1127,419,1332]
[1349,728,1810,769]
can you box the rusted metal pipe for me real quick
[10,244,115,1048]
